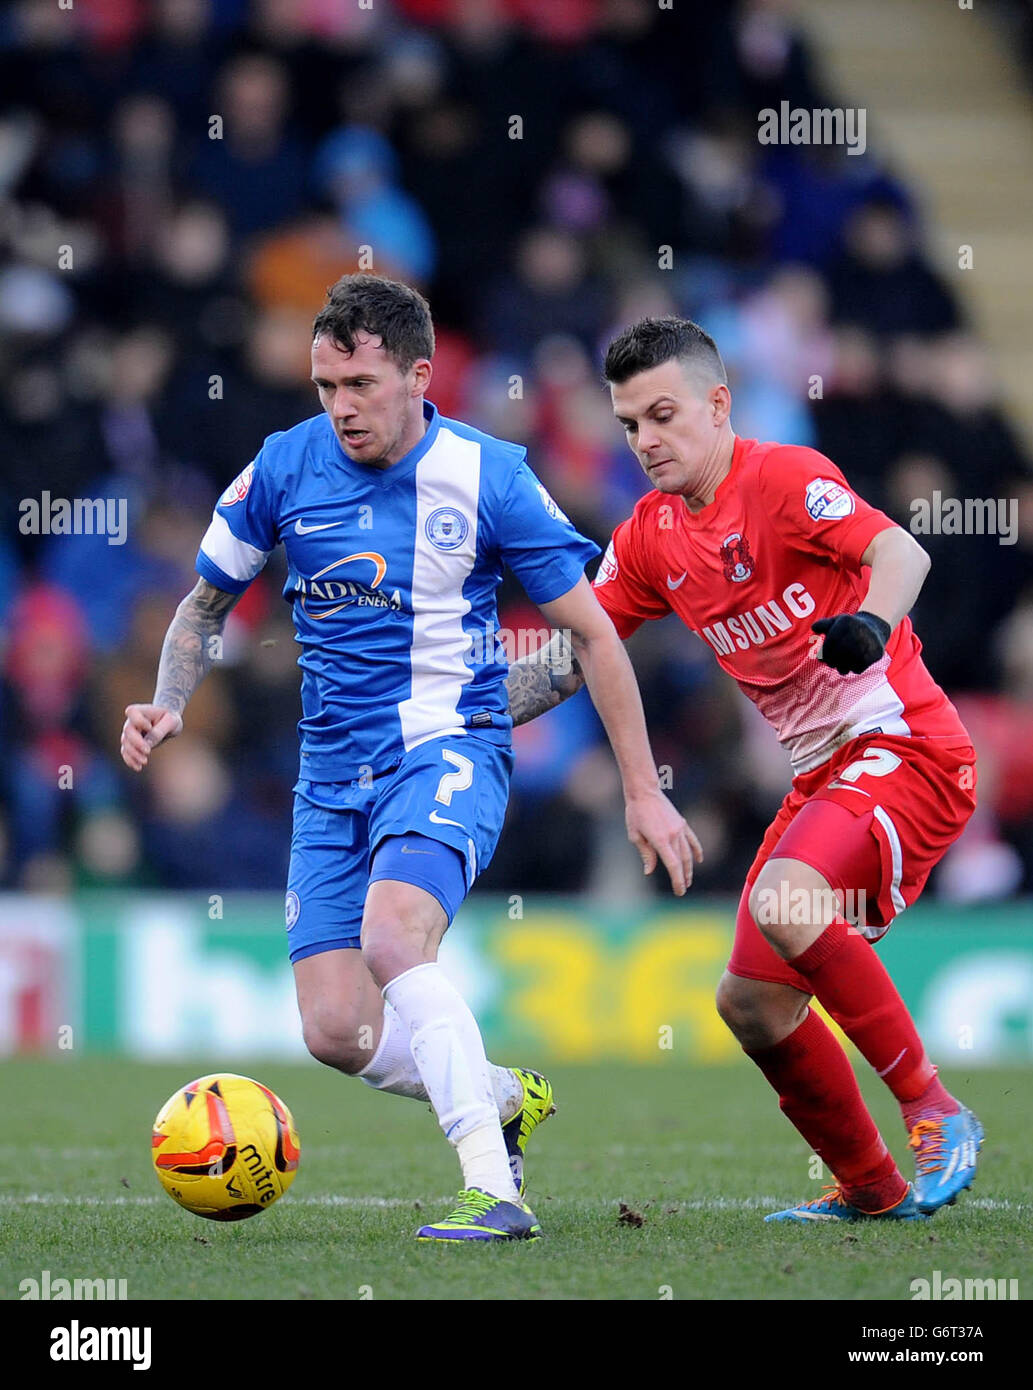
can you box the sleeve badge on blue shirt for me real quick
[536,482,570,524]
[220,462,255,507]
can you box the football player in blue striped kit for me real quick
[120,275,700,1242]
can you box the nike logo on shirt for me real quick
[667,572,688,590]
[295,519,342,535]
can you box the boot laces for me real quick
[908,1118,946,1174]
[799,1184,850,1212]
[445,1188,500,1222]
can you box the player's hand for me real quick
[625,788,703,897]
[811,611,891,675]
[120,703,183,771]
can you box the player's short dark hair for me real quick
[603,315,727,388]
[312,273,435,371]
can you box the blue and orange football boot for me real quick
[501,1068,556,1197]
[415,1187,541,1243]
[764,1183,928,1223]
[908,1107,984,1214]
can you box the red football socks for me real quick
[789,918,938,1103]
[747,1009,907,1211]
[900,1069,960,1128]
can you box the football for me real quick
[152,1073,301,1221]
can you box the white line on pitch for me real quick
[0,1194,1023,1212]
[0,1194,425,1208]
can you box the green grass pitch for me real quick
[2,1057,1030,1301]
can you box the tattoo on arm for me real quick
[153,579,241,716]
[506,630,586,727]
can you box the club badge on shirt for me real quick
[425,507,470,551]
[721,532,755,583]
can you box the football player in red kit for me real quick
[506,316,982,1221]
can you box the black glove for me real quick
[811,611,891,675]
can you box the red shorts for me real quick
[728,733,977,991]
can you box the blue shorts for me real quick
[285,734,513,964]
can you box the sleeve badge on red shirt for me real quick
[805,477,855,521]
[595,538,619,586]
[721,531,754,583]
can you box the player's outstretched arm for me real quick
[120,578,242,771]
[536,576,703,895]
[506,629,586,727]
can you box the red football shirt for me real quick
[593,437,969,774]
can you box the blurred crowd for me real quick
[2,0,1032,903]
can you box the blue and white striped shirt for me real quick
[196,401,598,779]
